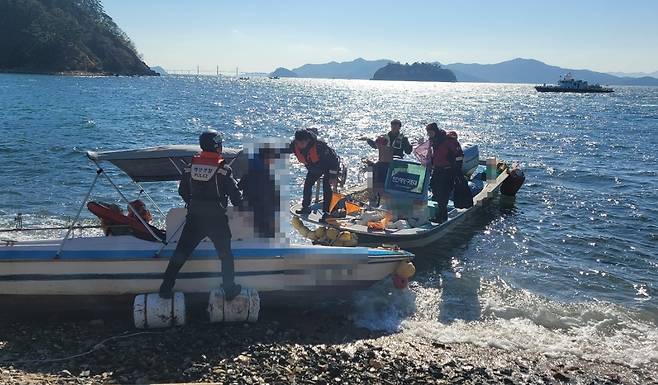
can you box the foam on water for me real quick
[352,276,658,367]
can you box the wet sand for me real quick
[1,309,656,385]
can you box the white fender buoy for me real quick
[133,292,185,329]
[207,287,260,323]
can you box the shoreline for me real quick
[0,69,158,77]
[1,311,655,385]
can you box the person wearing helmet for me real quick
[159,129,243,300]
[292,128,340,218]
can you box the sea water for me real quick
[0,74,656,365]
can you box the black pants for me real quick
[373,161,390,190]
[302,171,333,212]
[252,202,276,238]
[430,167,453,223]
[160,212,236,293]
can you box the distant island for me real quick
[0,0,156,76]
[372,62,457,82]
[269,67,298,78]
[150,66,168,76]
[271,58,658,86]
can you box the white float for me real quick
[207,287,260,323]
[133,292,185,328]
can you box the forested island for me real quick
[0,0,156,76]
[372,62,457,82]
[269,67,298,78]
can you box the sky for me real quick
[103,0,658,74]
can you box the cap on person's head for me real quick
[391,119,402,128]
[294,129,313,142]
[199,129,223,152]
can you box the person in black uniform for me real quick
[292,129,340,218]
[159,129,243,300]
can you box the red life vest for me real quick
[87,201,161,241]
[294,144,320,165]
[432,138,463,168]
[190,151,224,181]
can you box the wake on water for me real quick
[351,274,658,367]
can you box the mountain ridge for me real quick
[272,58,658,86]
[0,0,156,76]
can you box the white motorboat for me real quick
[0,145,414,314]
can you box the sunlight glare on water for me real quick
[1,74,657,365]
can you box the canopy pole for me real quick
[168,157,183,175]
[154,219,186,258]
[133,181,165,218]
[56,170,101,258]
[94,161,165,244]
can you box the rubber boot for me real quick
[224,284,242,301]
[295,206,311,215]
[159,259,185,299]
[221,254,241,301]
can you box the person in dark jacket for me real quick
[360,119,413,195]
[426,123,464,223]
[292,128,340,217]
[238,147,279,238]
[159,129,243,300]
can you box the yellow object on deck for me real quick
[395,261,416,279]
[291,216,358,246]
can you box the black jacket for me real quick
[179,157,242,213]
[292,131,340,176]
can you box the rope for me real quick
[0,331,164,365]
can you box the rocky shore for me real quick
[1,308,655,385]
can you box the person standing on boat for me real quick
[292,128,340,219]
[159,129,243,300]
[426,123,464,223]
[360,119,413,195]
[238,146,279,238]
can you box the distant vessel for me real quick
[535,73,613,93]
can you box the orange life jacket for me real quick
[294,144,320,165]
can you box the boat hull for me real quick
[0,237,411,307]
[291,169,509,249]
[534,86,614,93]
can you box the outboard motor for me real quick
[501,167,525,196]
[461,144,479,177]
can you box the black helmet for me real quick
[199,129,222,152]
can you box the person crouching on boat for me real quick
[159,129,243,300]
[360,119,413,194]
[426,123,464,223]
[292,128,340,220]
